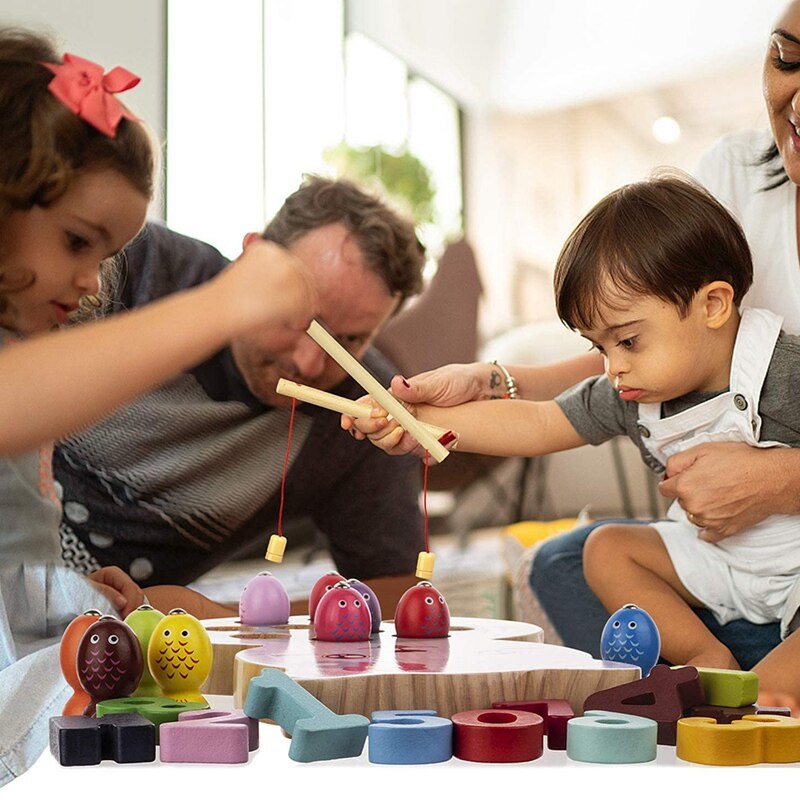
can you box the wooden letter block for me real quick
[160,710,259,764]
[368,710,453,764]
[492,699,574,750]
[677,714,800,765]
[243,667,369,762]
[583,664,705,745]
[451,709,544,763]
[696,667,758,708]
[50,713,156,766]
[566,711,657,764]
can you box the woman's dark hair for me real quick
[757,141,789,190]
[554,172,754,331]
[263,175,426,302]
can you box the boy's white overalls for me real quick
[639,308,800,638]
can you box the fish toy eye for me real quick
[325,585,334,592]
[338,599,347,608]
[628,621,637,629]
[438,596,445,603]
[612,620,621,628]
[90,634,100,644]
[108,634,119,645]
[425,597,434,605]
[163,629,171,637]
[354,599,361,607]
[363,593,370,600]
[181,629,190,637]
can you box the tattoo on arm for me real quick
[489,368,504,400]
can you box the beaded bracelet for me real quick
[490,360,519,400]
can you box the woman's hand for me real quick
[341,395,427,456]
[659,443,800,542]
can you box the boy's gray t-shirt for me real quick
[555,330,800,471]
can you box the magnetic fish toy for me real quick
[60,609,104,715]
[76,616,143,716]
[394,581,450,638]
[313,581,372,642]
[125,604,165,697]
[347,578,381,633]
[239,571,290,626]
[147,608,213,703]
[309,571,345,622]
[600,604,661,677]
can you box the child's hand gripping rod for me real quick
[305,319,451,462]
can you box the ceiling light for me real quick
[652,116,681,144]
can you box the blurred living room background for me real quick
[3,0,788,618]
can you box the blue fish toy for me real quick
[600,604,660,677]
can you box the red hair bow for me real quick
[42,53,140,137]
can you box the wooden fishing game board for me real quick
[202,616,638,718]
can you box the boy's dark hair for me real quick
[554,172,754,331]
[263,175,426,303]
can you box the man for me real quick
[54,176,426,595]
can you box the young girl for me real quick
[349,174,800,710]
[0,27,314,784]
[0,26,314,564]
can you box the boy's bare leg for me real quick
[753,631,800,715]
[584,523,739,669]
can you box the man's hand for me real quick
[659,442,798,542]
[87,566,146,618]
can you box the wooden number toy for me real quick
[243,667,369,762]
[583,664,706,745]
[59,609,103,715]
[491,699,574,750]
[676,714,800,766]
[368,710,453,764]
[451,708,544,763]
[148,608,213,703]
[77,616,143,716]
[50,713,155,766]
[160,710,259,764]
[695,667,759,708]
[96,697,208,743]
[202,614,638,720]
[566,711,658,764]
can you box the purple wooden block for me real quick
[159,710,258,763]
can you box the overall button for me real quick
[733,394,748,411]
[637,424,651,439]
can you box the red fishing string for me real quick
[423,449,430,552]
[277,398,297,537]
